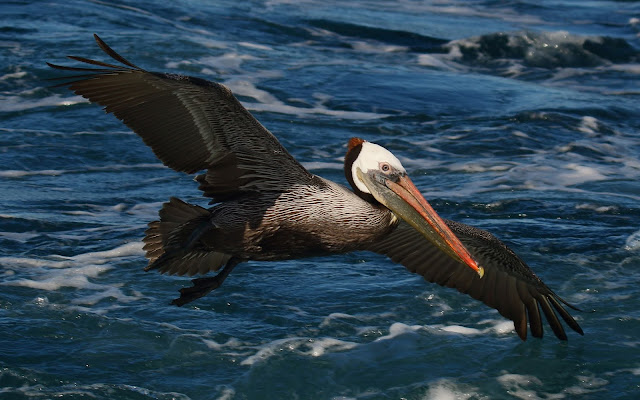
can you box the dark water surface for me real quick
[1,0,639,399]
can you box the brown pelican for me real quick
[48,34,583,341]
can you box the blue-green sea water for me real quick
[1,0,640,398]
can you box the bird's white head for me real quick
[345,138,406,196]
[343,137,484,279]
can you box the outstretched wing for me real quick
[367,220,583,341]
[48,34,313,202]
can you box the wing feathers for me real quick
[538,296,567,340]
[367,221,583,341]
[49,34,313,199]
[66,55,128,70]
[93,33,141,69]
[548,295,584,336]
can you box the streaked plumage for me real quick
[48,34,584,341]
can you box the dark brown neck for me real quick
[344,137,378,205]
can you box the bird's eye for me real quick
[380,162,391,172]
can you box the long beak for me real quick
[358,169,484,278]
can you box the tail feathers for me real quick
[149,250,232,277]
[143,197,231,276]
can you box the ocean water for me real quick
[1,0,639,398]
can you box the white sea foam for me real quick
[0,169,67,178]
[0,163,164,179]
[0,242,143,270]
[226,79,283,105]
[424,379,476,400]
[625,230,640,251]
[578,116,599,133]
[575,203,618,213]
[238,41,273,51]
[216,387,236,400]
[240,336,358,366]
[439,325,482,336]
[350,41,407,53]
[375,322,423,341]
[218,79,390,120]
[6,264,112,291]
[497,372,608,399]
[416,54,458,71]
[199,53,257,72]
[319,311,395,328]
[608,63,640,75]
[441,147,635,199]
[429,319,513,337]
[497,373,543,399]
[320,312,359,327]
[189,36,230,50]
[554,163,607,186]
[0,93,86,112]
[422,293,454,317]
[245,100,389,120]
[0,70,26,81]
[0,231,40,243]
[0,380,192,400]
[201,337,244,352]
[1,242,145,307]
[308,337,359,357]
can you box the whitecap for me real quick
[555,163,606,186]
[213,79,390,120]
[416,54,457,71]
[497,373,543,400]
[72,285,142,305]
[0,71,27,81]
[625,230,640,251]
[201,337,244,352]
[425,379,477,400]
[5,264,112,291]
[0,93,86,112]
[350,41,407,53]
[428,319,513,338]
[240,336,357,366]
[575,203,618,213]
[319,310,396,328]
[320,312,358,327]
[439,325,482,336]
[0,231,40,242]
[374,322,423,341]
[238,41,273,51]
[564,375,609,395]
[239,337,300,366]
[0,169,67,178]
[577,116,601,136]
[199,53,256,72]
[497,372,608,399]
[307,337,358,357]
[216,387,236,400]
[0,242,145,308]
[245,100,390,120]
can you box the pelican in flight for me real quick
[48,35,583,341]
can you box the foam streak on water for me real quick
[1,0,639,398]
